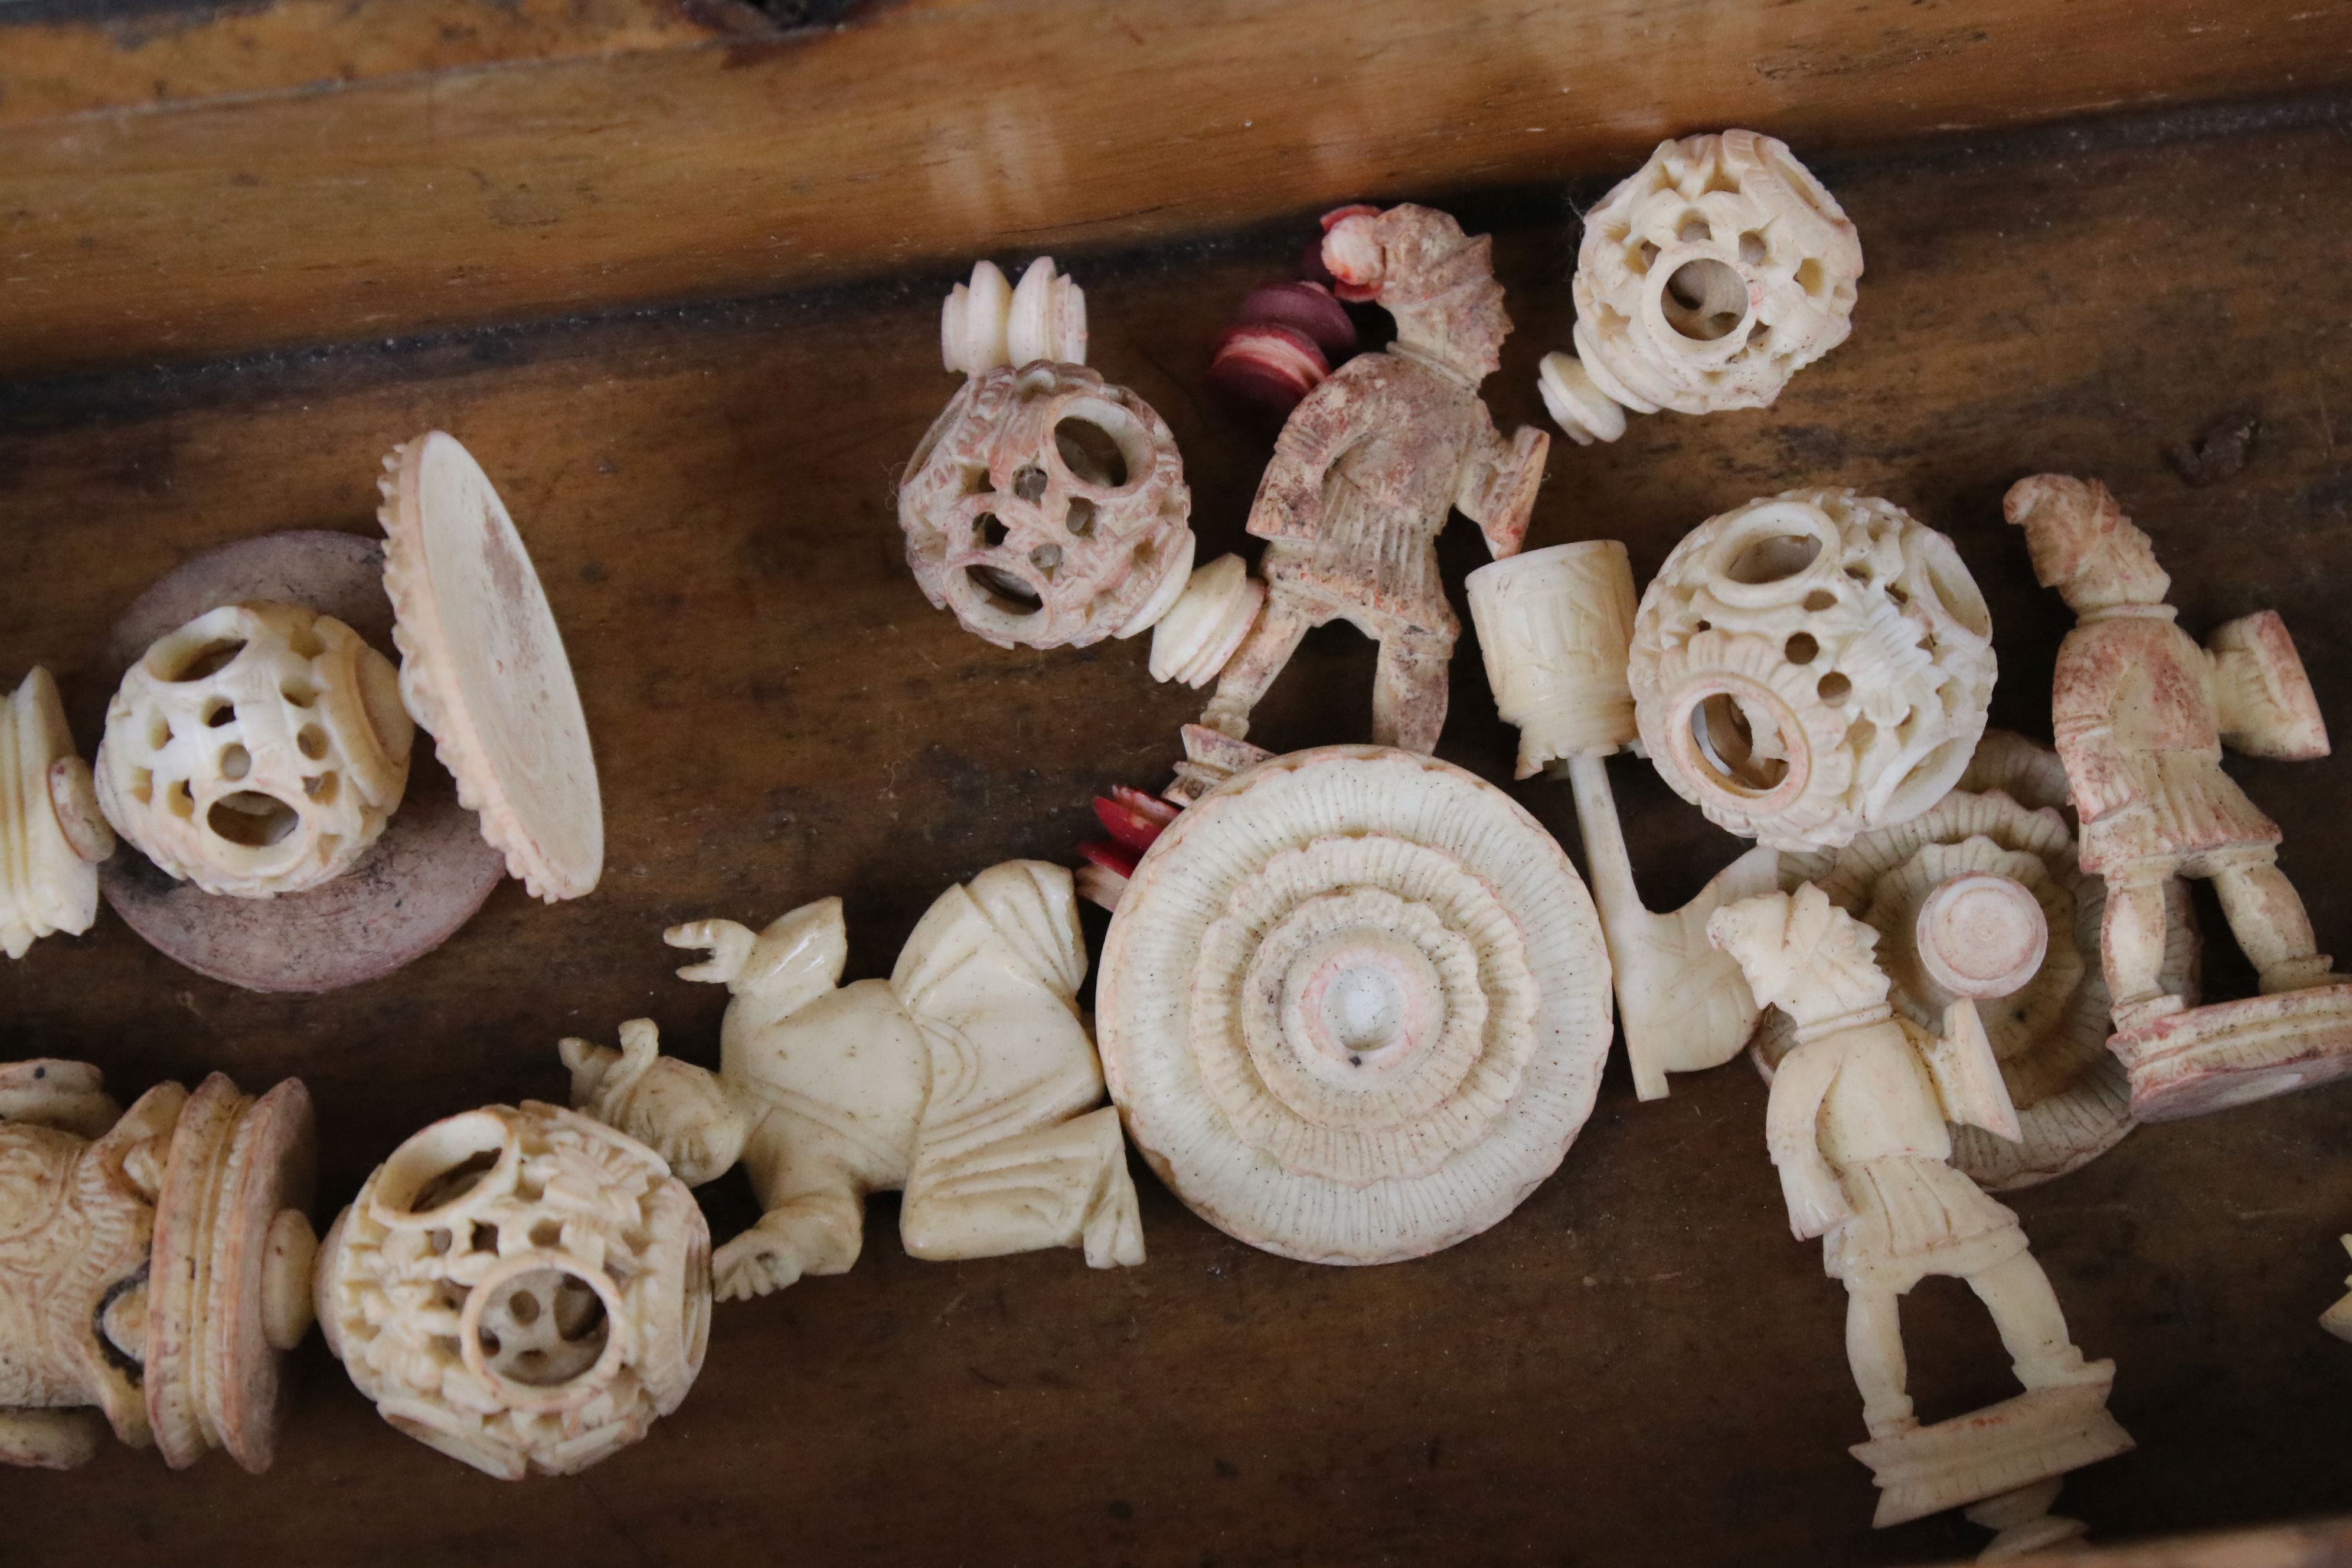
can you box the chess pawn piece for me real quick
[1199,203,1548,754]
[2008,474,2352,1120]
[1708,886,2131,1543]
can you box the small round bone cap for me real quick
[1916,871,2048,999]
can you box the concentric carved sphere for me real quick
[900,361,1194,651]
[96,602,413,897]
[1572,130,1861,417]
[1628,489,1995,851]
[1097,747,1611,1264]
[318,1102,710,1479]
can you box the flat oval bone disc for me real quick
[379,432,602,901]
[98,531,507,992]
[1097,746,1612,1265]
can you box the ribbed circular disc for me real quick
[1098,746,1611,1265]
[382,433,602,901]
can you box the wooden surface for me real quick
[6,0,2352,378]
[5,97,2352,1566]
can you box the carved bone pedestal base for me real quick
[1849,1371,2132,1531]
[2109,984,2352,1121]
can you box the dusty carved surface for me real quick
[6,107,2352,1567]
[1629,488,1997,851]
[563,860,1142,1302]
[0,668,109,958]
[316,1100,709,1479]
[96,603,413,899]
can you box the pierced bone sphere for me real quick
[318,1102,710,1479]
[1628,489,1995,852]
[96,602,413,898]
[1097,746,1611,1264]
[901,361,1195,651]
[1543,130,1862,443]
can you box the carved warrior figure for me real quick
[1198,204,1549,756]
[563,860,1143,1302]
[0,1060,316,1473]
[1709,888,2131,1550]
[1538,130,1863,445]
[2008,475,2352,1119]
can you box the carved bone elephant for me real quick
[562,860,1145,1302]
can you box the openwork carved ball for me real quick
[900,361,1194,651]
[1097,747,1611,1265]
[317,1102,711,1479]
[1628,489,1995,851]
[95,602,413,899]
[1569,130,1861,422]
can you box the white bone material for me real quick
[562,861,1143,1304]
[1708,887,2131,1546]
[942,257,1088,376]
[1097,746,1611,1264]
[1,668,112,957]
[96,603,411,899]
[380,432,604,902]
[1540,130,1862,444]
[316,1100,708,1479]
[1629,488,1995,851]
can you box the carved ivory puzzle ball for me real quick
[96,603,413,898]
[2008,473,2352,1121]
[1539,129,1863,445]
[563,861,1141,1304]
[1759,734,2164,1192]
[1706,888,2131,1551]
[1,667,113,956]
[1096,746,1612,1264]
[1628,488,1995,852]
[0,1060,316,1473]
[316,1101,710,1479]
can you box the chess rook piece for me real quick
[2008,474,2352,1121]
[1200,203,1548,754]
[1709,886,2131,1545]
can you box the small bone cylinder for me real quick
[1465,541,1639,779]
[1916,871,2049,1000]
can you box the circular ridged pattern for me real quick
[1758,737,2184,1190]
[1099,746,1609,1263]
[379,432,603,902]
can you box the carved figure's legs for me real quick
[1966,1250,2099,1393]
[900,1106,1145,1269]
[2208,844,2335,993]
[1845,1286,1914,1438]
[1201,594,1317,743]
[1371,626,1453,756]
[716,1122,875,1302]
[2102,864,2183,1029]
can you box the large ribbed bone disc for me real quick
[380,433,602,901]
[1098,746,1612,1264]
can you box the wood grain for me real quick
[4,100,2352,1567]
[4,0,2352,377]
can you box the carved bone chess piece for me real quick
[0,1060,316,1472]
[1708,887,2131,1546]
[1629,489,1996,852]
[1,667,113,958]
[1198,203,1548,754]
[1096,746,1611,1263]
[316,1100,707,1479]
[1538,129,1863,445]
[2008,473,2352,1120]
[563,860,1143,1303]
